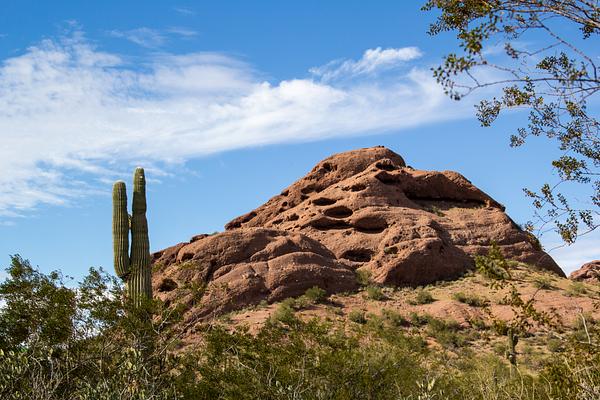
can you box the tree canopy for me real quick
[423,0,599,244]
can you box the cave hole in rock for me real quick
[158,278,178,292]
[341,249,373,262]
[349,183,367,192]
[374,171,399,185]
[312,197,337,206]
[301,183,324,194]
[180,252,194,261]
[310,217,351,230]
[323,205,354,218]
[322,162,336,172]
[375,159,397,171]
[353,217,388,234]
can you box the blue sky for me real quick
[0,1,597,279]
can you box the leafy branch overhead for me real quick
[423,0,599,244]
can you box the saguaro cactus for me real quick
[112,167,152,306]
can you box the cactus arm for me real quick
[112,181,130,280]
[130,167,152,303]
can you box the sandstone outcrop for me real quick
[569,260,600,283]
[152,146,564,319]
[152,228,357,319]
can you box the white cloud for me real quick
[166,27,198,37]
[107,27,166,48]
[310,46,423,82]
[173,7,195,16]
[0,35,474,219]
[107,27,197,48]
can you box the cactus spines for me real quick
[112,168,152,306]
[112,181,130,279]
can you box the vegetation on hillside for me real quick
[2,253,600,399]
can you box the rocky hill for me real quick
[151,146,564,320]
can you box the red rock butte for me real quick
[152,146,564,318]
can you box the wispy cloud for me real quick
[173,7,195,16]
[310,47,423,82]
[0,34,475,219]
[166,27,198,37]
[107,26,198,48]
[107,27,166,48]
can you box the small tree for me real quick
[423,0,599,244]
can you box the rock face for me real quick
[569,260,600,283]
[152,228,357,319]
[152,146,564,319]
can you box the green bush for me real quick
[382,309,406,327]
[303,286,328,303]
[356,269,372,286]
[427,317,466,348]
[533,275,555,290]
[409,312,433,327]
[547,338,563,353]
[566,281,587,296]
[269,298,298,325]
[468,317,488,330]
[365,285,385,301]
[348,310,367,324]
[409,289,435,305]
[475,243,511,281]
[452,291,489,307]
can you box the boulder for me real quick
[569,260,600,283]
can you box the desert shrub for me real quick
[566,281,587,296]
[540,323,600,400]
[0,256,189,400]
[365,285,385,301]
[348,310,367,324]
[427,205,445,217]
[303,286,328,303]
[193,318,431,399]
[383,245,398,254]
[533,275,556,290]
[382,309,406,327]
[547,338,563,353]
[468,317,488,330]
[492,319,510,336]
[258,299,269,308]
[475,243,511,281]
[409,289,435,305]
[356,269,372,286]
[408,312,434,327]
[4,255,600,399]
[493,342,508,356]
[452,291,489,307]
[269,298,298,325]
[427,318,466,348]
